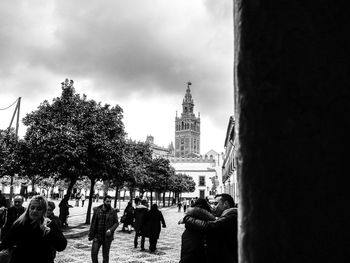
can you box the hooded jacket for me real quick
[134,204,148,232]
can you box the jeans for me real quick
[134,232,145,248]
[91,238,112,263]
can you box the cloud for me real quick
[0,0,233,153]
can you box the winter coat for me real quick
[180,207,216,263]
[0,218,67,263]
[1,206,26,240]
[141,209,166,239]
[184,207,238,263]
[133,204,148,232]
[89,205,119,241]
[123,205,135,225]
[58,199,70,220]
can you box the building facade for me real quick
[175,82,201,157]
[169,152,221,199]
[145,135,174,158]
[221,116,239,203]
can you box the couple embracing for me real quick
[179,193,238,263]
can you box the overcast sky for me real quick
[0,0,233,154]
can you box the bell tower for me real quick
[175,82,201,157]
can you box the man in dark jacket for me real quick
[88,195,119,263]
[1,195,25,240]
[183,193,238,263]
[133,199,148,249]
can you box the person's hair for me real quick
[215,193,235,208]
[103,195,112,201]
[150,203,158,211]
[14,195,24,202]
[15,195,48,225]
[192,197,212,212]
[127,201,132,207]
[48,201,55,210]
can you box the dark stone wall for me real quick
[236,1,349,262]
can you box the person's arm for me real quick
[108,209,119,233]
[46,220,67,252]
[184,212,235,234]
[160,211,166,227]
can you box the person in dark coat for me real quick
[0,195,67,263]
[133,199,149,249]
[141,204,166,252]
[1,195,25,240]
[179,198,216,263]
[47,201,62,230]
[177,200,182,212]
[183,193,238,263]
[59,195,72,228]
[122,201,135,233]
[0,190,8,230]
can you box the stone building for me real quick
[222,116,239,203]
[174,82,201,157]
[169,152,221,199]
[145,135,174,158]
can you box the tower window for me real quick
[199,176,205,186]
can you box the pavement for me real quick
[54,203,185,263]
[19,198,185,262]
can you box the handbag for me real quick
[0,247,14,263]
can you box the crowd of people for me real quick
[0,190,237,263]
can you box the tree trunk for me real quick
[66,178,76,199]
[129,187,134,202]
[31,179,35,194]
[168,191,171,206]
[123,188,126,201]
[114,185,119,209]
[103,179,110,197]
[85,179,95,224]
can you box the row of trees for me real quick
[0,79,195,223]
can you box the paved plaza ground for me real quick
[44,199,185,263]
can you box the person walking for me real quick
[182,193,238,263]
[121,201,134,233]
[177,200,182,212]
[179,198,216,263]
[183,199,187,213]
[0,190,8,235]
[88,195,119,263]
[81,193,86,207]
[133,199,149,249]
[75,192,81,207]
[141,204,166,252]
[0,195,67,263]
[1,195,26,241]
[59,195,71,228]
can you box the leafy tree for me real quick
[122,140,153,200]
[22,79,126,225]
